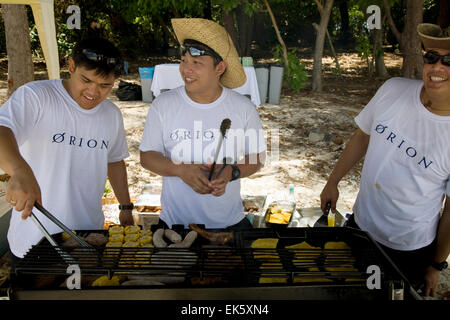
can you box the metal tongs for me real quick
[31,202,93,264]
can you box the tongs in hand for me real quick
[32,202,92,248]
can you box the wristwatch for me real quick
[118,203,134,211]
[230,164,240,181]
[430,260,448,271]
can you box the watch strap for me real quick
[230,164,240,181]
[430,260,448,271]
[118,203,134,210]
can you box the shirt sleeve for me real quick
[139,101,164,154]
[0,84,41,145]
[107,109,129,163]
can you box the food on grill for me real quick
[168,231,198,248]
[106,241,122,247]
[123,241,139,248]
[141,242,155,248]
[109,225,124,235]
[61,231,77,241]
[324,241,350,250]
[62,237,83,248]
[84,233,108,247]
[189,224,234,245]
[139,235,153,245]
[251,238,279,248]
[124,233,139,242]
[92,275,123,287]
[164,229,182,243]
[140,229,153,237]
[153,228,168,248]
[124,225,140,235]
[285,241,319,250]
[109,233,124,243]
[251,238,279,260]
[258,275,287,284]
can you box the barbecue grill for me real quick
[7,227,421,300]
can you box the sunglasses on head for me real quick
[82,49,118,65]
[180,45,221,61]
[423,51,450,67]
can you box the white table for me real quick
[151,63,261,107]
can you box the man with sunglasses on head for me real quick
[140,18,266,230]
[320,24,450,297]
[0,38,133,265]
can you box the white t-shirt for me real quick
[0,80,129,257]
[140,86,266,228]
[354,77,450,251]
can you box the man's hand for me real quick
[177,164,213,194]
[6,166,42,219]
[209,165,232,197]
[119,210,134,226]
[423,266,440,297]
[320,181,339,214]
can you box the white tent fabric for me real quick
[1,0,60,79]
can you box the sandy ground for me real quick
[0,52,449,299]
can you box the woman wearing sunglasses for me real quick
[320,23,450,298]
[140,18,266,231]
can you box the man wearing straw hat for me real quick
[320,23,450,297]
[140,18,266,230]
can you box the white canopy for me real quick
[1,0,60,79]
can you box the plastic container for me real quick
[138,67,155,102]
[254,63,269,104]
[268,63,284,104]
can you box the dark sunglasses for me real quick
[423,51,450,67]
[82,49,118,65]
[180,45,222,61]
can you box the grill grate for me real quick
[14,227,408,289]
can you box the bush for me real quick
[273,45,308,92]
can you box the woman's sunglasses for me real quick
[180,45,222,61]
[423,51,450,67]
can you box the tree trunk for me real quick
[373,16,389,78]
[438,0,449,29]
[338,0,352,46]
[400,0,423,79]
[2,4,34,96]
[222,7,240,54]
[236,4,254,57]
[383,0,423,79]
[312,0,334,92]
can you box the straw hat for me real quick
[171,18,246,89]
[417,23,450,50]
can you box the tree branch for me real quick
[382,0,402,43]
[314,0,324,15]
[263,0,289,70]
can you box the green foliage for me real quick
[273,45,308,92]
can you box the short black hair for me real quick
[182,39,223,66]
[71,38,123,78]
